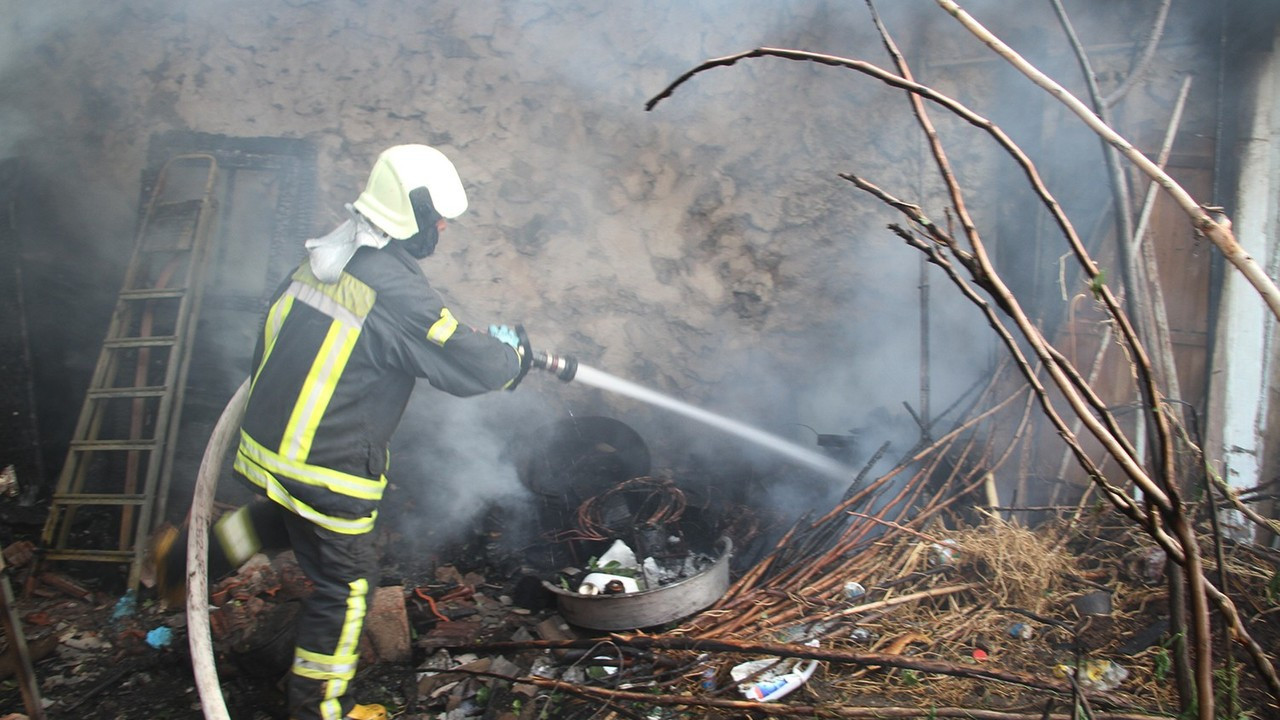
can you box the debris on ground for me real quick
[2,408,1278,718]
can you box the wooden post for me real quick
[0,550,46,720]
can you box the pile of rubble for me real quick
[3,412,1278,718]
[3,498,1279,718]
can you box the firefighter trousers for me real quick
[279,508,379,720]
[160,497,378,720]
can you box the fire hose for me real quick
[187,350,577,718]
[188,377,248,720]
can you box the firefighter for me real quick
[154,144,533,720]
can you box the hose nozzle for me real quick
[532,350,578,382]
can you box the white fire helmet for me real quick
[353,144,469,239]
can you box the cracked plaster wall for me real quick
[2,0,1220,516]
[6,1,978,468]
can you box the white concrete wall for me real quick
[1208,30,1280,542]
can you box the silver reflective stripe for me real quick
[293,654,358,678]
[289,281,364,329]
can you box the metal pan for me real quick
[542,537,732,631]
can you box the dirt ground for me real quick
[4,523,1279,720]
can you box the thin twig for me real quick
[856,183,1164,526]
[438,666,1168,719]
[1209,470,1280,538]
[1049,0,1137,333]
[1129,74,1195,417]
[1103,0,1174,108]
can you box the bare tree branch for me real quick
[1210,470,1280,538]
[850,178,1172,548]
[468,630,1088,697]
[1103,0,1174,108]
[647,46,1160,476]
[1128,75,1194,421]
[936,0,1280,322]
[645,18,1280,709]
[1048,0,1137,323]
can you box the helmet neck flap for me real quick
[402,186,443,259]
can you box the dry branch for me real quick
[1048,0,1137,329]
[934,0,1280,322]
[848,180,1155,528]
[1129,75,1195,416]
[465,632,1086,696]
[1102,0,1174,108]
[442,667,1167,720]
[853,182,1280,706]
[1211,472,1280,538]
[866,0,1176,543]
[929,5,1263,715]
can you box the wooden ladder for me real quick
[40,154,219,590]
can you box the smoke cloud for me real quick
[1,0,1220,550]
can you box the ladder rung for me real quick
[43,549,135,563]
[119,288,186,301]
[51,493,149,506]
[153,198,204,213]
[103,335,178,349]
[138,246,194,255]
[69,439,158,452]
[87,386,169,399]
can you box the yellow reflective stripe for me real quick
[320,697,344,720]
[322,577,369,712]
[292,264,376,318]
[234,451,378,535]
[262,294,294,357]
[251,294,295,396]
[281,320,359,461]
[427,307,459,346]
[240,431,385,499]
[502,346,524,389]
[336,578,368,659]
[213,506,261,567]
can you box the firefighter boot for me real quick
[346,704,387,720]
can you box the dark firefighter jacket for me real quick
[233,241,522,534]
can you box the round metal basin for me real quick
[542,537,732,631]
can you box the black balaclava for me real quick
[403,186,443,258]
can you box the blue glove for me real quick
[489,324,533,390]
[488,324,520,350]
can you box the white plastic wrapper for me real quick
[730,640,820,702]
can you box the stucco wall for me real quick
[2,0,1229,539]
